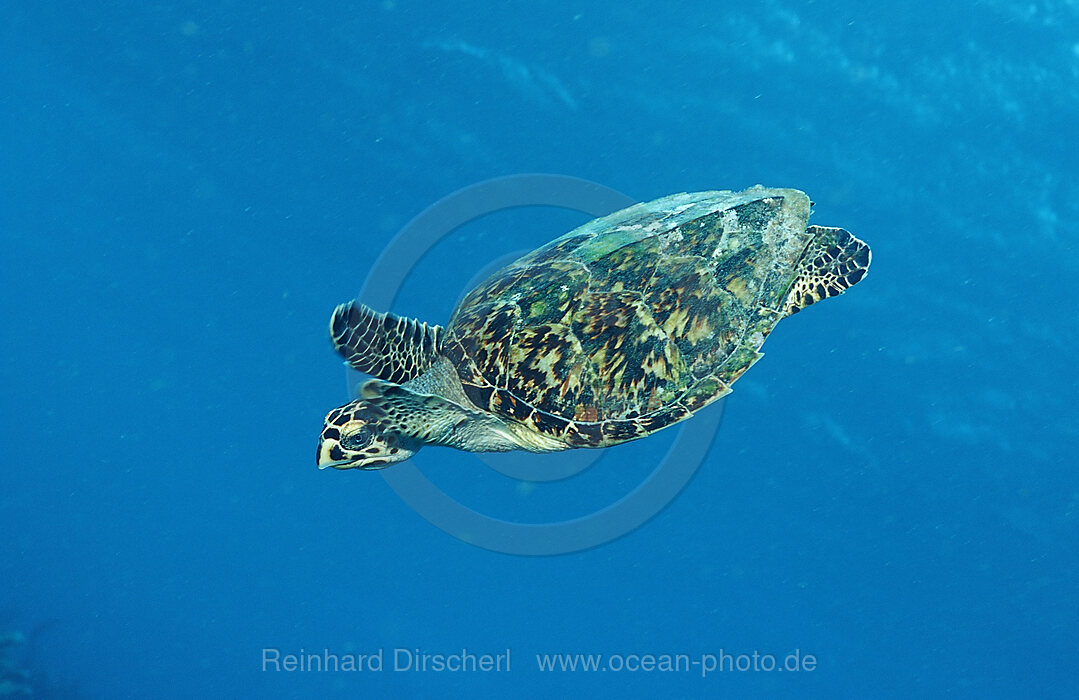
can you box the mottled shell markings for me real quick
[441,187,857,448]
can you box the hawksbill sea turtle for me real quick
[317,185,871,470]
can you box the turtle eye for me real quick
[341,425,374,450]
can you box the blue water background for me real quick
[2,1,1076,697]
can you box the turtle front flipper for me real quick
[360,379,525,455]
[357,379,474,443]
[329,301,443,383]
[782,226,871,315]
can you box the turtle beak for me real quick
[318,460,356,470]
[317,456,355,470]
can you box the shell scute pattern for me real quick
[584,238,662,293]
[515,232,593,268]
[504,323,585,413]
[449,300,518,390]
[568,290,683,418]
[446,190,811,447]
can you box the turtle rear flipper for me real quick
[782,226,871,315]
[330,301,443,383]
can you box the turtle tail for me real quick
[782,226,871,315]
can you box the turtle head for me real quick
[317,400,420,470]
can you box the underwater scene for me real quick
[2,1,1076,698]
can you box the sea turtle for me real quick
[318,185,870,470]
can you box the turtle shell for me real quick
[442,186,814,448]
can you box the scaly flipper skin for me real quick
[357,379,471,444]
[782,226,871,316]
[329,301,443,383]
